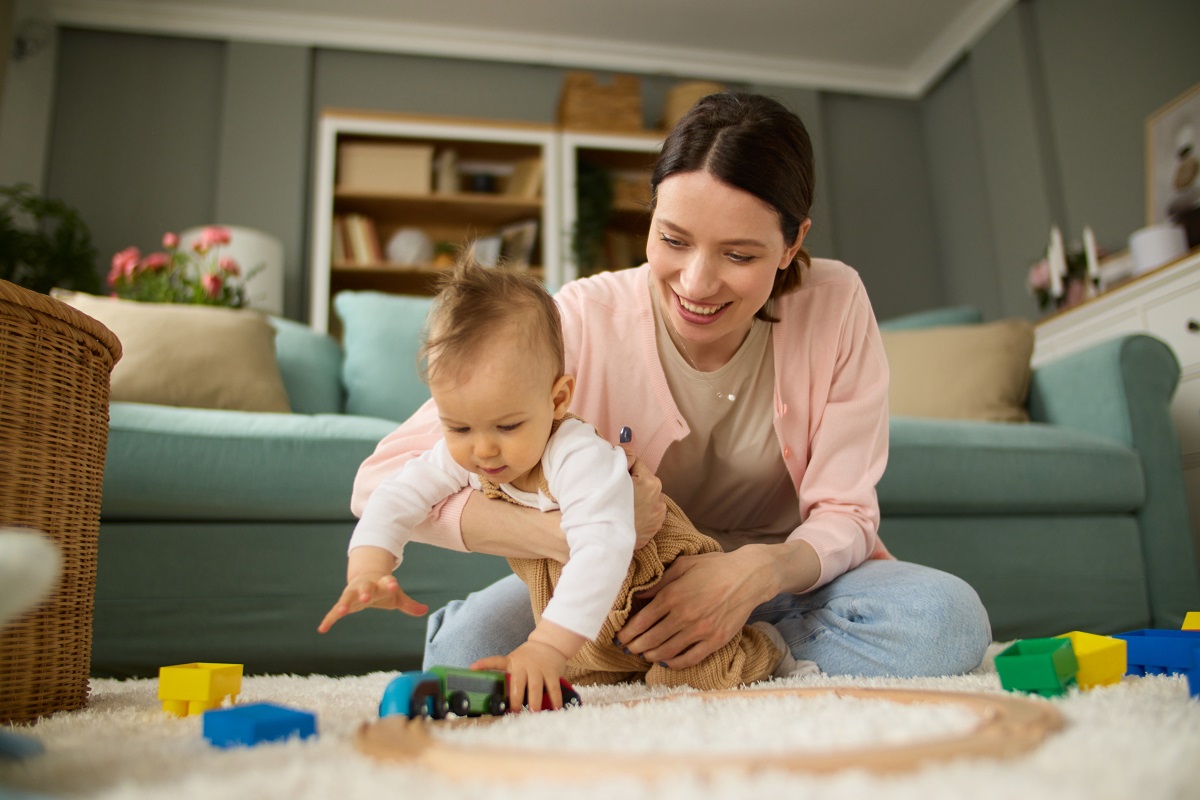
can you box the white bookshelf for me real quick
[308,110,561,334]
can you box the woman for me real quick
[352,92,991,678]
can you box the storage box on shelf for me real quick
[1032,247,1200,574]
[309,111,561,334]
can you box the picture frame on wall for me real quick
[1146,82,1200,245]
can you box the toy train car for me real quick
[379,665,582,719]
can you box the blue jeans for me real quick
[424,560,992,678]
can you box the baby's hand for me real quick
[472,640,569,713]
[317,574,428,633]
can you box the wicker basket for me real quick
[0,280,121,724]
[661,80,726,131]
[557,71,644,132]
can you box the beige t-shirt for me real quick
[651,295,801,552]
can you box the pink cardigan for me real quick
[351,259,893,590]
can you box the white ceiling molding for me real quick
[908,0,1020,96]
[49,0,1016,99]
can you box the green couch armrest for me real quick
[1028,334,1200,627]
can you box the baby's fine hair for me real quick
[419,253,565,386]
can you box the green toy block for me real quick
[995,638,1079,697]
[1055,631,1126,689]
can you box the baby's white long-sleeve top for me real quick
[348,417,635,640]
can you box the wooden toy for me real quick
[356,687,1065,778]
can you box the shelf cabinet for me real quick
[559,131,662,285]
[309,111,560,334]
[308,112,664,334]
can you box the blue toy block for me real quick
[202,703,316,748]
[1113,629,1200,676]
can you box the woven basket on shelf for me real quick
[0,279,121,724]
[557,71,644,132]
[661,80,726,131]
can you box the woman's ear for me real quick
[781,218,812,270]
[551,374,575,419]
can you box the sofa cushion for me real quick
[880,417,1144,515]
[55,291,291,413]
[334,291,433,423]
[101,402,399,521]
[270,317,344,415]
[882,319,1034,422]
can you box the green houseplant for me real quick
[0,184,101,295]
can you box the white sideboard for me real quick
[1033,248,1200,566]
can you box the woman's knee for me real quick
[813,561,992,678]
[895,568,992,676]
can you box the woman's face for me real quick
[647,170,807,367]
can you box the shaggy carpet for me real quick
[2,645,1198,800]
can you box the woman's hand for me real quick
[627,456,666,550]
[616,541,819,668]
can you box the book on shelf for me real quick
[343,213,382,266]
[331,216,349,263]
[504,157,543,199]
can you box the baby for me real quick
[320,257,809,712]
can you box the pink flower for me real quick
[141,252,170,271]
[111,246,140,277]
[1026,259,1050,292]
[219,257,240,276]
[201,272,224,298]
[200,226,231,248]
[162,232,179,249]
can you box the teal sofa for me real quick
[90,297,1200,678]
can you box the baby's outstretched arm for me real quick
[318,545,428,633]
[472,620,585,712]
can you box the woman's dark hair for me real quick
[650,92,815,320]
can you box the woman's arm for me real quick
[616,539,820,669]
[457,455,665,561]
[459,492,569,560]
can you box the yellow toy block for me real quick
[1183,612,1200,630]
[1055,631,1126,689]
[158,663,243,717]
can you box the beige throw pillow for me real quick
[54,292,291,413]
[881,319,1034,422]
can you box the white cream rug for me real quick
[2,644,1199,800]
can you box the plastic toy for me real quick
[1054,631,1126,689]
[1183,612,1200,630]
[379,665,582,719]
[158,662,243,716]
[202,702,316,748]
[994,638,1078,697]
[1113,629,1200,675]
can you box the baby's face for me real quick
[430,339,567,487]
